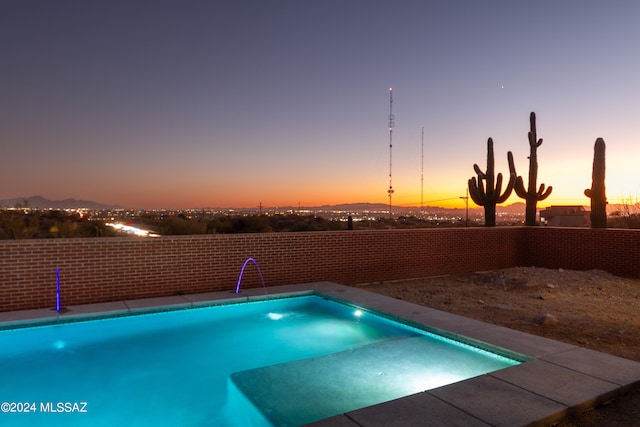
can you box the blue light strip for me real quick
[56,268,61,313]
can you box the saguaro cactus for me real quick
[514,112,553,225]
[468,138,516,226]
[585,138,607,228]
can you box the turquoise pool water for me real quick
[0,295,520,426]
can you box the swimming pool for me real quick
[0,294,521,426]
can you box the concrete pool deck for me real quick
[2,281,640,426]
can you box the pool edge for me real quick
[2,281,640,427]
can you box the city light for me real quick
[105,223,160,237]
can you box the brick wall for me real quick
[1,227,638,312]
[524,227,640,277]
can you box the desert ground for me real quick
[355,267,640,426]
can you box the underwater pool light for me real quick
[267,312,284,320]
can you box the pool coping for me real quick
[2,281,640,426]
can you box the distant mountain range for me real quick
[309,202,526,214]
[0,196,122,210]
[7,197,622,216]
[0,197,528,214]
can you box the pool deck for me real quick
[2,281,640,427]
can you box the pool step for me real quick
[230,335,517,426]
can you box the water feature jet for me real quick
[52,267,67,313]
[56,268,61,312]
[234,258,266,294]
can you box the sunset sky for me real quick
[2,1,639,210]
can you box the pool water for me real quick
[0,295,520,426]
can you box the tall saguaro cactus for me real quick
[468,138,516,227]
[514,112,553,225]
[585,138,607,228]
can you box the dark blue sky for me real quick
[2,1,639,209]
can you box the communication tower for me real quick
[387,88,394,218]
[421,126,424,214]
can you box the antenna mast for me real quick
[421,125,424,214]
[387,87,394,218]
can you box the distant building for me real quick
[539,205,590,227]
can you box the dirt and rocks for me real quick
[355,267,640,426]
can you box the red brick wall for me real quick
[524,227,640,278]
[1,227,638,312]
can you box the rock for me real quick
[535,313,558,326]
[546,283,556,289]
[484,303,512,311]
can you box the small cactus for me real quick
[584,138,607,228]
[468,138,516,227]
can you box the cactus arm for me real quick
[504,151,517,198]
[473,164,486,178]
[493,173,503,201]
[529,112,543,148]
[468,177,485,206]
[514,176,527,198]
[507,150,516,175]
[537,183,553,199]
[476,175,487,201]
[478,175,487,199]
[496,174,511,204]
